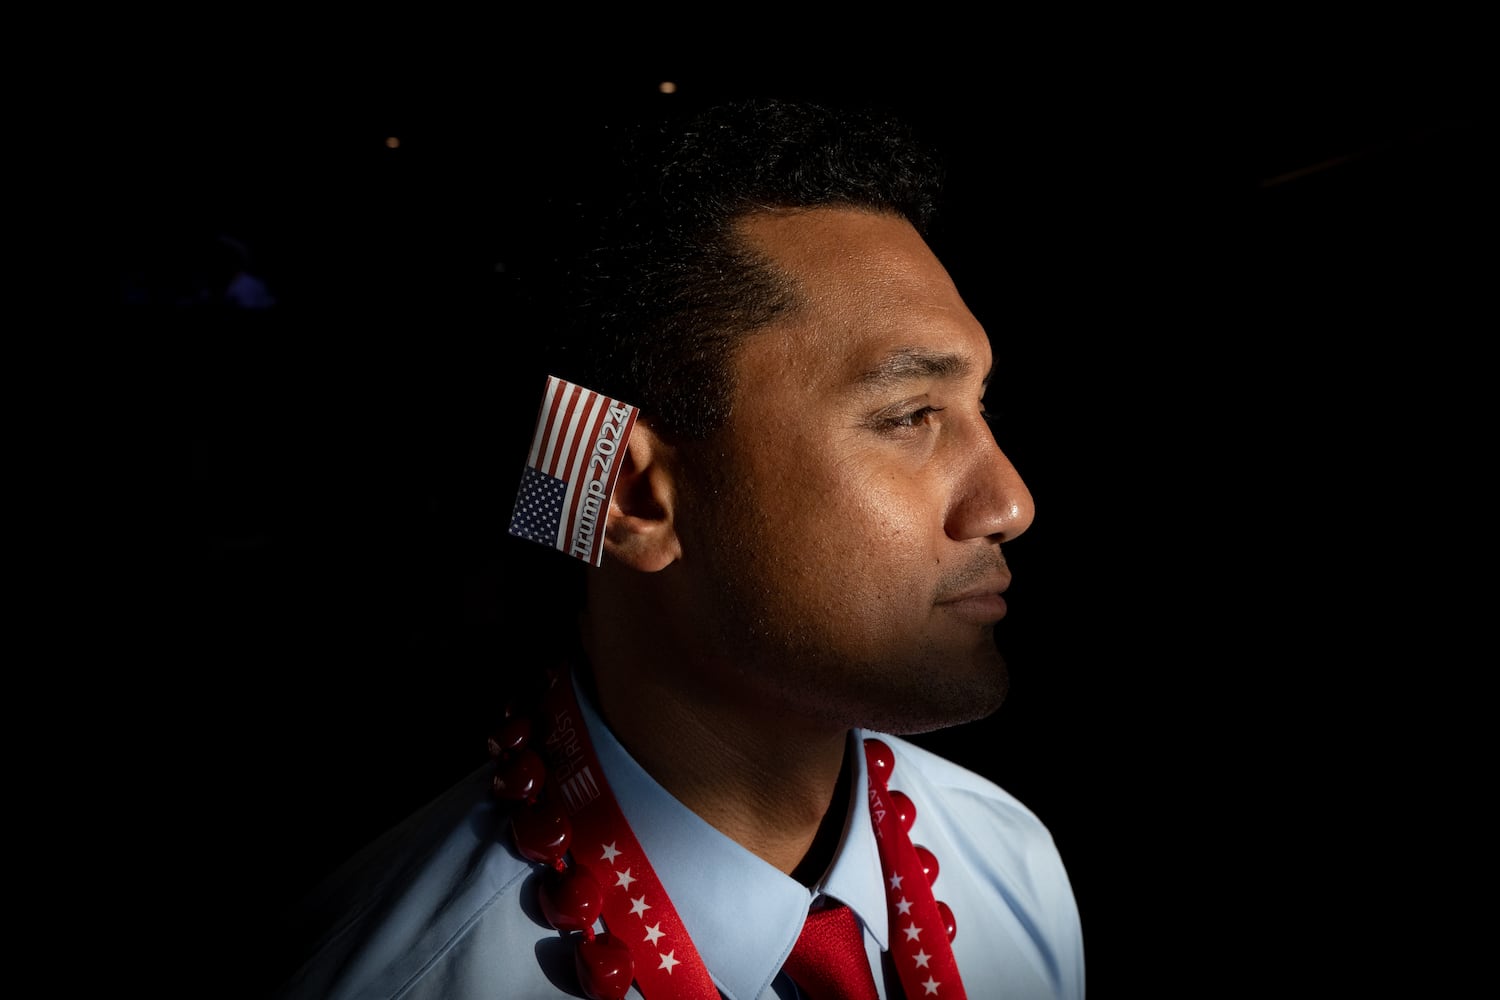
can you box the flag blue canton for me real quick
[509,465,566,545]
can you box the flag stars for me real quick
[600,842,622,864]
[629,895,652,917]
[658,950,681,974]
[508,468,567,545]
[903,922,923,942]
[912,948,931,968]
[896,896,913,915]
[923,976,941,995]
[889,873,905,890]
[643,923,665,946]
[615,868,637,890]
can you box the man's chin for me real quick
[857,657,1009,736]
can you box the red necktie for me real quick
[782,901,881,1000]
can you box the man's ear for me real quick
[602,421,683,572]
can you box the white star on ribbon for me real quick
[904,922,923,942]
[643,923,665,945]
[630,895,651,917]
[912,949,931,968]
[658,950,681,974]
[600,842,622,864]
[615,868,637,890]
[889,873,905,890]
[896,896,913,915]
[923,976,941,995]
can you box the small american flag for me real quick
[508,375,641,566]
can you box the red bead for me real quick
[915,844,939,885]
[936,899,956,942]
[538,863,603,934]
[488,715,533,758]
[511,795,573,866]
[492,747,546,801]
[863,739,894,786]
[575,931,635,1000]
[890,789,916,833]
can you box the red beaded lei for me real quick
[489,666,968,1000]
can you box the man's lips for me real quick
[936,578,1011,623]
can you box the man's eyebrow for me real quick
[854,348,988,389]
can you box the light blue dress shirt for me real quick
[273,675,1084,999]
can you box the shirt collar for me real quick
[815,729,889,952]
[572,674,889,1000]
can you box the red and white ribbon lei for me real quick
[518,667,967,999]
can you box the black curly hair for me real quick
[543,97,947,440]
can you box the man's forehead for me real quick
[736,205,921,272]
[727,207,994,408]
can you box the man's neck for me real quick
[583,655,853,880]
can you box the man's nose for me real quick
[945,421,1035,543]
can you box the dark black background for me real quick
[117,33,1488,997]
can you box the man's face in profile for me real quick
[671,207,1036,735]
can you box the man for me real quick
[272,97,1084,1000]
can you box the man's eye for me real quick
[879,405,945,431]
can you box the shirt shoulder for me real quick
[865,731,1086,1000]
[874,732,1053,835]
[269,766,564,1000]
